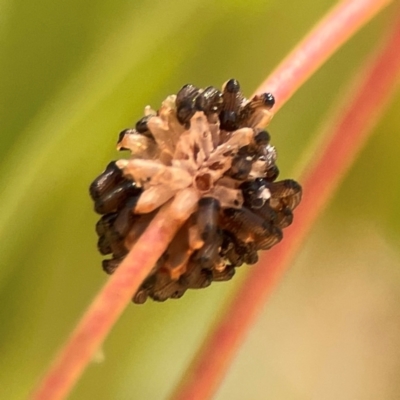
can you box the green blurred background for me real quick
[1,0,400,398]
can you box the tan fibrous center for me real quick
[194,172,213,192]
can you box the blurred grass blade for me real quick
[172,8,400,400]
[0,0,206,288]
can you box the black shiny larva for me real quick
[219,79,243,131]
[254,130,271,145]
[175,84,200,126]
[195,86,224,115]
[93,180,141,215]
[89,161,124,202]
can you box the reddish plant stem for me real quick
[257,0,392,110]
[172,11,400,400]
[30,194,196,400]
[30,0,393,399]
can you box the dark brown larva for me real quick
[89,79,302,303]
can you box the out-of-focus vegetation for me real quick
[1,0,400,399]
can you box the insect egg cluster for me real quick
[89,79,302,303]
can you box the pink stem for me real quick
[30,199,192,400]
[30,0,393,399]
[172,9,400,400]
[256,0,392,110]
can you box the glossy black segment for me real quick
[102,256,124,275]
[197,197,220,241]
[117,127,155,150]
[118,129,126,143]
[265,165,280,181]
[194,235,222,270]
[224,79,240,93]
[195,86,224,115]
[181,267,212,289]
[221,207,264,236]
[198,196,221,208]
[237,92,275,129]
[232,240,258,265]
[219,78,243,130]
[113,197,139,237]
[177,102,195,126]
[243,248,259,264]
[256,225,283,250]
[229,155,253,180]
[261,92,275,108]
[97,235,112,255]
[140,274,157,290]
[219,110,238,131]
[151,277,187,302]
[237,144,254,157]
[232,240,252,256]
[222,79,242,109]
[117,128,133,145]
[94,180,141,214]
[133,289,149,304]
[241,179,268,209]
[224,247,244,267]
[221,207,279,248]
[176,84,200,126]
[133,274,157,303]
[269,179,301,196]
[89,161,124,202]
[195,198,222,269]
[170,289,187,299]
[254,130,271,145]
[98,220,127,256]
[241,178,267,194]
[269,179,302,210]
[95,212,118,236]
[275,207,293,228]
[252,202,278,224]
[219,231,243,267]
[176,84,199,103]
[212,265,235,281]
[220,235,259,266]
[251,198,265,209]
[135,115,151,133]
[110,239,128,259]
[287,190,302,210]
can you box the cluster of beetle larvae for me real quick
[90,79,302,303]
